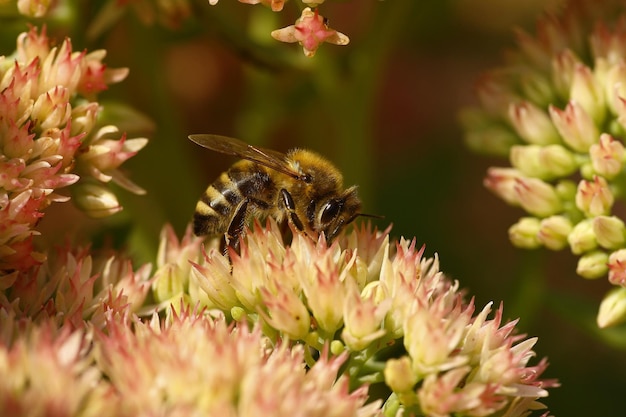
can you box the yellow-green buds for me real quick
[72,182,122,218]
[577,251,609,279]
[598,287,626,328]
[509,217,542,249]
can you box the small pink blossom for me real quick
[271,7,349,57]
[78,50,129,97]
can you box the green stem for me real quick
[508,250,547,326]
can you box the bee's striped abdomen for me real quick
[192,162,277,237]
[193,171,242,236]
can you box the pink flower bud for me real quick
[552,49,581,99]
[570,64,606,125]
[508,101,560,145]
[589,133,625,179]
[16,26,50,64]
[1,121,35,160]
[31,86,71,130]
[260,280,311,340]
[514,177,562,217]
[549,101,599,152]
[601,60,626,114]
[39,39,84,95]
[608,249,626,287]
[341,286,389,351]
[483,167,524,206]
[575,176,614,216]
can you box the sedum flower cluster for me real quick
[0,307,378,417]
[151,220,556,417]
[0,26,147,272]
[0,219,556,417]
[461,0,626,327]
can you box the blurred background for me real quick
[2,0,624,414]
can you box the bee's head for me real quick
[316,186,361,241]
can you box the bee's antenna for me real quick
[357,213,384,220]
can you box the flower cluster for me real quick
[149,219,556,416]
[0,318,114,417]
[0,27,147,272]
[0,305,379,417]
[0,242,154,329]
[461,0,626,327]
[0,215,555,416]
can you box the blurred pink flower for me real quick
[271,7,349,57]
[0,317,115,416]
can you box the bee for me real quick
[189,134,365,250]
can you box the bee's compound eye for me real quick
[320,200,341,225]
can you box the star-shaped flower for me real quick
[271,7,349,57]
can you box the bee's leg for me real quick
[279,189,305,232]
[223,199,249,256]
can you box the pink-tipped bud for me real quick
[575,176,614,217]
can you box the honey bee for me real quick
[189,134,365,250]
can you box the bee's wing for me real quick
[189,134,301,179]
